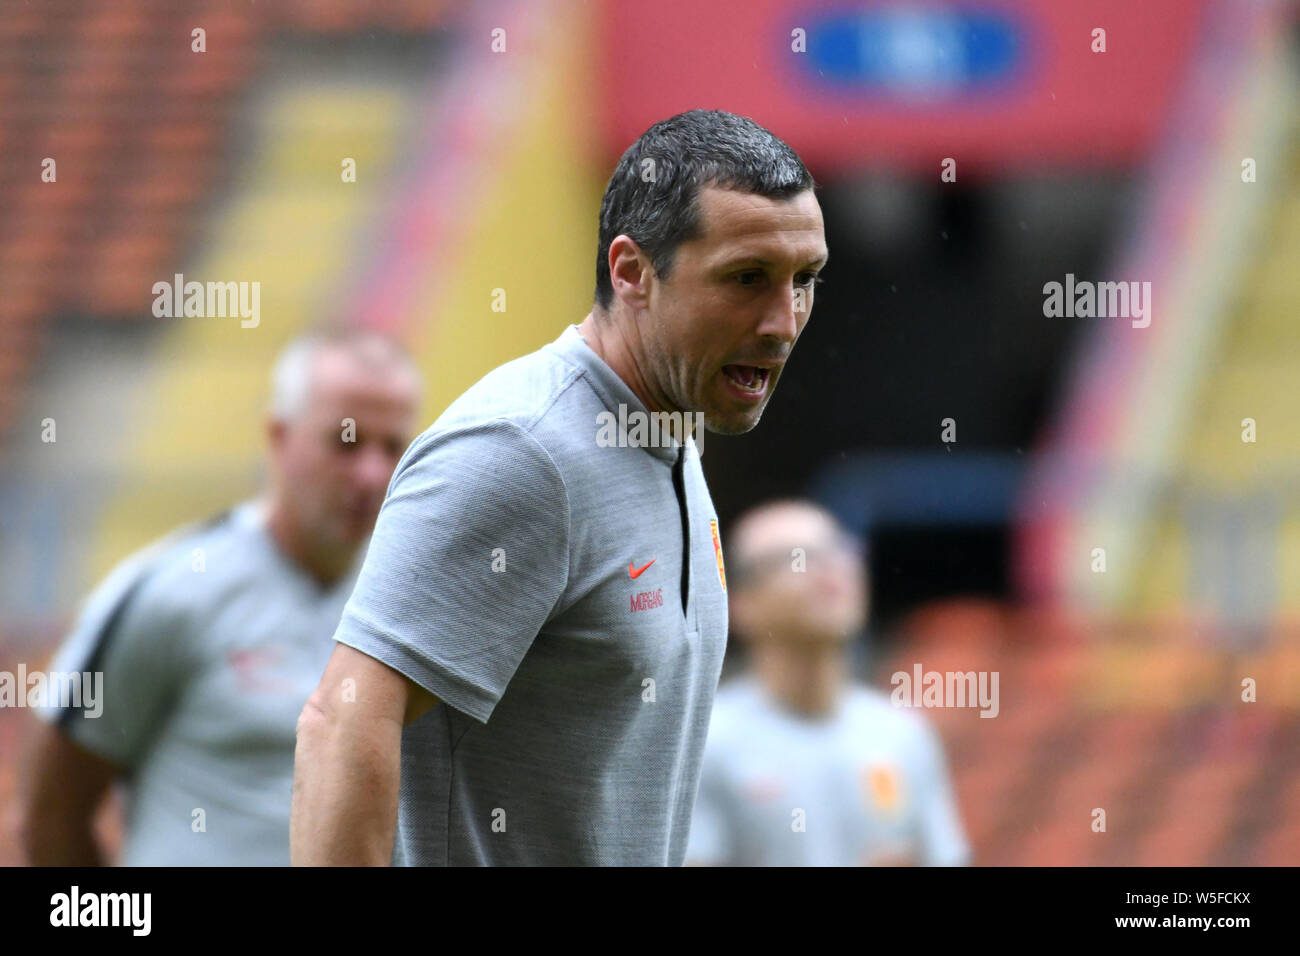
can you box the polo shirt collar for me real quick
[550,324,690,465]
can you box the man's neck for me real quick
[265,503,351,588]
[750,638,848,720]
[577,311,699,446]
[578,310,665,416]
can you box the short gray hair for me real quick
[269,328,419,421]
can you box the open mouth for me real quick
[721,364,770,395]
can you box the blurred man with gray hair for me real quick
[17,328,421,865]
[685,499,971,866]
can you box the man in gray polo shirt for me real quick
[19,330,420,865]
[291,109,829,866]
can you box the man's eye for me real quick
[736,272,762,286]
[798,273,825,287]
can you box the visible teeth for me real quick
[725,365,765,391]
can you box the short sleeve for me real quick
[913,721,972,866]
[684,740,736,865]
[332,420,570,724]
[38,555,190,768]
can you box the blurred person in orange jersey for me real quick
[685,499,971,866]
[15,328,421,865]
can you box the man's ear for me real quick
[607,235,654,310]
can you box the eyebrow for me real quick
[720,254,829,270]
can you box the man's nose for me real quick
[757,284,802,343]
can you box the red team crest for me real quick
[709,519,726,591]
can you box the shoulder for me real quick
[429,337,588,443]
[391,417,570,516]
[414,331,630,476]
[130,504,264,604]
[391,343,603,508]
[158,508,264,605]
[57,507,249,663]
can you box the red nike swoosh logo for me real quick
[629,559,656,579]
